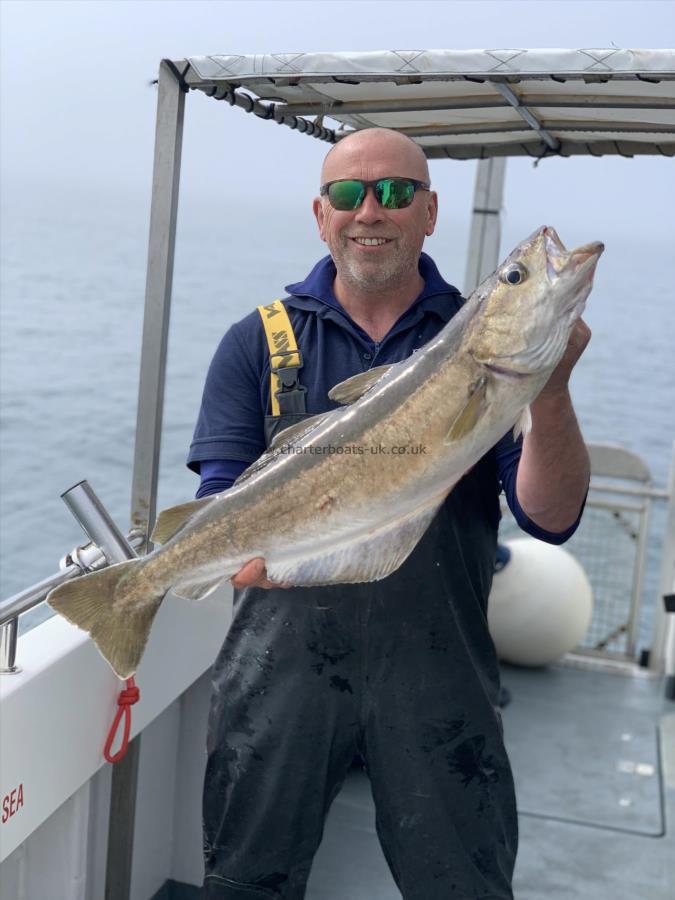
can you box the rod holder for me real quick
[62,481,138,565]
[0,481,141,675]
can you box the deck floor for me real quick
[306,662,675,899]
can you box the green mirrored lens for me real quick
[328,180,365,210]
[377,178,415,209]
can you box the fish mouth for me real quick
[562,241,605,280]
[543,226,604,283]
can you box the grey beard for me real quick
[339,252,416,293]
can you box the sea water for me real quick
[1,192,673,648]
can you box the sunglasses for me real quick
[320,177,431,211]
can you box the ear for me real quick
[425,191,439,237]
[312,196,327,242]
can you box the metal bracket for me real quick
[61,481,138,566]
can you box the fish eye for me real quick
[500,263,528,286]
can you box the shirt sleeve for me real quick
[195,459,249,498]
[495,430,587,545]
[187,320,267,474]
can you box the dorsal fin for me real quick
[233,448,279,486]
[328,364,393,405]
[234,413,330,487]
[151,497,213,545]
[269,412,329,450]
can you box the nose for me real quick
[354,186,384,224]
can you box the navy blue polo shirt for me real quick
[187,253,582,544]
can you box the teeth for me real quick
[354,237,389,246]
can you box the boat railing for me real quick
[500,441,673,673]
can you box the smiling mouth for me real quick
[349,237,394,247]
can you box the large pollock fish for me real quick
[47,226,603,679]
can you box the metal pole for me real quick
[1,569,81,629]
[625,501,651,659]
[105,60,185,900]
[0,619,19,673]
[129,59,185,552]
[463,157,507,296]
[489,80,561,152]
[650,441,675,686]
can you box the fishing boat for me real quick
[1,48,674,899]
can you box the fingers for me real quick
[230,557,291,590]
[563,319,591,372]
[537,318,592,400]
[570,317,592,354]
[580,321,591,350]
[230,557,265,588]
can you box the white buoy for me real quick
[488,537,593,667]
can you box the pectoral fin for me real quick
[328,364,393,405]
[444,376,488,444]
[513,405,532,440]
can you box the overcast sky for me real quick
[1,0,674,249]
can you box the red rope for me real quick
[104,677,140,764]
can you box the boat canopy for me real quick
[174,48,675,160]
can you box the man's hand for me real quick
[536,317,591,400]
[230,557,291,590]
[516,318,591,533]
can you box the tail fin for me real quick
[47,560,165,680]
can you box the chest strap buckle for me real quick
[271,349,307,414]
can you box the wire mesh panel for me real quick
[498,496,647,661]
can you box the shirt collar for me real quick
[285,252,463,325]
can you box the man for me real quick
[188,128,590,899]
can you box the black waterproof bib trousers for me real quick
[202,407,518,900]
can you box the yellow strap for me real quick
[257,300,301,416]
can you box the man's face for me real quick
[312,132,438,293]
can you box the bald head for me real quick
[320,128,430,185]
[313,126,438,299]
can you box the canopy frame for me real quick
[169,49,675,160]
